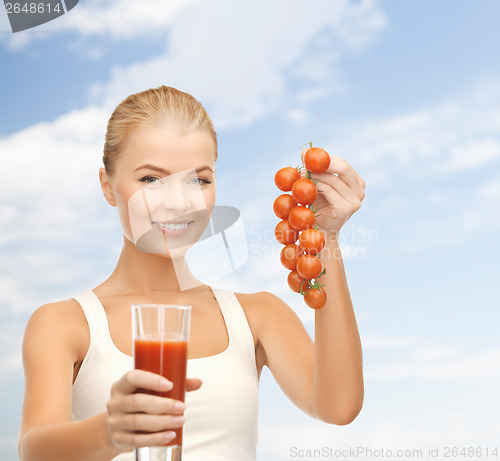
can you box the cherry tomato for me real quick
[274,220,299,245]
[273,194,297,220]
[304,147,330,174]
[280,244,301,270]
[288,205,315,231]
[291,178,318,205]
[275,167,300,191]
[296,254,323,280]
[299,228,326,255]
[304,286,327,309]
[287,270,309,294]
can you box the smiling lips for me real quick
[152,220,194,237]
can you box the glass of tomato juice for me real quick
[132,304,191,461]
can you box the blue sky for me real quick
[1,1,500,460]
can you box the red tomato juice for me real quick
[134,339,187,445]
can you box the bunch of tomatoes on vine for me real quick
[273,144,330,309]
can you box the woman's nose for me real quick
[160,181,190,212]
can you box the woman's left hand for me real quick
[300,148,366,236]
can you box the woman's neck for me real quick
[103,236,203,296]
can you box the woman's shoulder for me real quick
[231,290,307,370]
[28,297,85,326]
[233,289,291,310]
[24,297,89,358]
[233,289,298,328]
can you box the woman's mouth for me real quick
[152,220,194,237]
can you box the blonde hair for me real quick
[103,86,218,174]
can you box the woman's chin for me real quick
[132,231,192,257]
[155,244,194,260]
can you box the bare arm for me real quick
[18,302,198,461]
[256,151,365,425]
[312,235,364,424]
[18,301,122,461]
[256,269,363,426]
[308,152,365,423]
[19,415,121,461]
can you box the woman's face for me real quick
[102,125,217,258]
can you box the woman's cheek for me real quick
[141,186,166,211]
[114,187,152,243]
[127,188,154,243]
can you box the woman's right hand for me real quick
[106,369,202,450]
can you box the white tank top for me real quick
[71,287,259,461]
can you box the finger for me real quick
[300,148,309,162]
[118,393,186,415]
[112,429,177,449]
[300,149,365,198]
[111,412,185,433]
[325,156,365,197]
[314,180,355,217]
[113,370,173,396]
[313,174,362,208]
[186,378,202,391]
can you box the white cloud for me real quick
[2,0,387,124]
[0,275,41,314]
[331,82,500,188]
[86,0,387,128]
[285,109,308,126]
[0,325,24,374]
[324,80,500,252]
[475,172,500,200]
[0,105,109,234]
[0,0,196,49]
[443,138,500,172]
[258,416,500,461]
[367,348,500,380]
[2,0,388,58]
[362,335,425,349]
[63,0,196,39]
[0,108,117,390]
[412,346,459,361]
[0,105,122,318]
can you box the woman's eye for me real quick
[139,176,159,184]
[139,176,211,187]
[190,177,211,185]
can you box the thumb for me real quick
[300,147,308,165]
[186,378,202,391]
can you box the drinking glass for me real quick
[132,304,191,461]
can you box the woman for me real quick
[18,86,365,461]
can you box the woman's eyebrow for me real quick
[135,165,214,174]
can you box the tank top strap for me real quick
[211,288,255,361]
[72,290,133,427]
[73,289,115,352]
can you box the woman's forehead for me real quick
[120,126,216,171]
